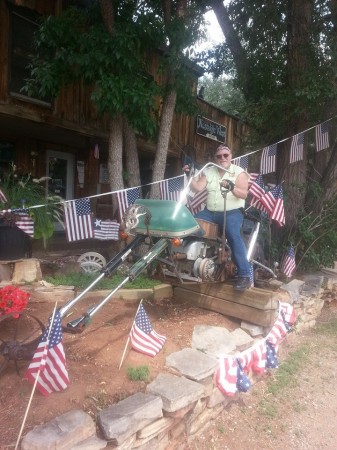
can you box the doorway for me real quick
[46,150,74,200]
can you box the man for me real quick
[184,145,251,291]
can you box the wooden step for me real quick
[173,282,279,327]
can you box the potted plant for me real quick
[0,163,62,259]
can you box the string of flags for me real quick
[215,301,296,397]
[231,117,333,173]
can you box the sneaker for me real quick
[233,277,251,291]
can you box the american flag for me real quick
[248,172,259,187]
[248,174,267,212]
[64,198,94,242]
[290,132,304,163]
[93,219,120,240]
[269,185,285,226]
[267,312,289,346]
[232,154,249,170]
[15,211,34,237]
[281,245,296,277]
[260,144,277,174]
[236,359,251,392]
[248,174,265,199]
[130,304,166,357]
[315,121,330,152]
[25,310,69,397]
[116,187,141,221]
[187,188,207,215]
[266,341,278,368]
[159,175,185,201]
[0,189,7,203]
[215,356,238,397]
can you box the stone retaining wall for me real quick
[20,273,337,450]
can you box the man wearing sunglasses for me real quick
[183,145,251,291]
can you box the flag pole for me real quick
[14,303,58,450]
[118,299,143,370]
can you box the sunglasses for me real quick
[216,153,230,159]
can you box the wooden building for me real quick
[0,0,248,225]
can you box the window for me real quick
[8,4,50,105]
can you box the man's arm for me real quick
[183,166,207,192]
[221,172,249,199]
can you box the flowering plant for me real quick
[0,285,30,318]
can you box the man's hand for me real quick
[220,179,235,191]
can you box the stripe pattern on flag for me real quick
[15,211,34,237]
[315,121,329,152]
[64,198,94,242]
[187,188,207,215]
[25,310,69,397]
[290,132,304,163]
[116,187,141,221]
[159,175,185,201]
[93,219,120,240]
[130,304,166,357]
[281,245,296,277]
[260,144,277,174]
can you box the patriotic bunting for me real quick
[15,212,34,237]
[215,302,296,397]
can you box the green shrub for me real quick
[126,365,150,381]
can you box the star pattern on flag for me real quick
[266,341,278,368]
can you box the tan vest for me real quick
[205,165,246,212]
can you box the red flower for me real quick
[0,285,29,318]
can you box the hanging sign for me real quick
[196,115,226,143]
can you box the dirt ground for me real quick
[1,287,336,450]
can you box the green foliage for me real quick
[45,272,162,290]
[197,74,246,116]
[126,365,150,381]
[0,163,62,240]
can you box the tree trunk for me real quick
[150,88,177,198]
[107,114,124,192]
[123,117,141,188]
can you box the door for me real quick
[46,150,74,200]
[46,150,74,231]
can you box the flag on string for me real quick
[233,154,249,170]
[130,304,166,357]
[236,359,251,392]
[250,341,266,374]
[64,198,94,242]
[187,188,207,215]
[25,310,69,397]
[315,121,330,152]
[116,187,141,221]
[281,245,296,277]
[266,341,278,369]
[15,211,34,237]
[159,175,185,202]
[93,219,120,240]
[0,189,7,203]
[260,144,277,174]
[267,185,285,226]
[215,356,238,397]
[290,132,304,163]
[280,301,296,326]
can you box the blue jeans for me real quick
[194,208,251,278]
